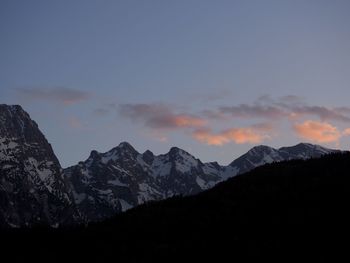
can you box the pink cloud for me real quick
[343,128,350,136]
[193,124,272,146]
[293,120,341,143]
[192,130,230,146]
[119,103,206,129]
[173,115,207,128]
[117,98,350,146]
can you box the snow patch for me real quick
[196,177,207,189]
[152,157,171,177]
[107,178,128,187]
[119,199,133,211]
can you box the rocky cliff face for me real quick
[64,143,227,221]
[64,142,338,222]
[0,105,80,227]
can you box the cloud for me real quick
[16,87,90,105]
[119,103,206,129]
[293,120,341,143]
[193,124,272,146]
[343,128,350,136]
[335,107,350,115]
[278,95,304,104]
[210,96,350,124]
[219,104,287,119]
[289,106,350,123]
[114,96,350,146]
[171,115,207,128]
[192,129,230,146]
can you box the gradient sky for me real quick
[1,0,350,167]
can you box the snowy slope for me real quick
[64,143,226,221]
[229,143,339,174]
[0,105,80,227]
[64,141,338,222]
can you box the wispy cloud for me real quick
[288,106,350,123]
[219,104,287,119]
[343,128,350,136]
[16,87,91,105]
[119,103,206,129]
[204,95,350,125]
[192,123,273,146]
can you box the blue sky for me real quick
[1,0,350,167]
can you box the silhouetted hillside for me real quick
[1,153,350,262]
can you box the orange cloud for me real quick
[193,126,271,146]
[173,115,207,128]
[343,128,350,136]
[293,120,341,143]
[119,103,206,130]
[192,130,229,146]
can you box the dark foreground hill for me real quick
[1,153,350,262]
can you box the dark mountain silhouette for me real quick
[1,152,349,262]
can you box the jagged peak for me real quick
[114,141,138,153]
[247,145,276,154]
[88,150,101,159]
[0,104,23,111]
[118,141,133,148]
[142,150,154,165]
[0,104,24,111]
[168,146,190,155]
[143,149,154,156]
[0,104,30,120]
[102,141,138,155]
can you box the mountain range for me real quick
[0,104,340,227]
[3,152,349,262]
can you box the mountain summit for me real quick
[0,104,80,227]
[64,142,338,222]
[229,143,338,175]
[63,142,225,221]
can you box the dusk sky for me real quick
[1,0,350,167]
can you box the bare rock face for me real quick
[64,143,227,222]
[65,141,338,223]
[0,105,80,227]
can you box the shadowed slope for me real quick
[2,152,349,262]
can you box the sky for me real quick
[1,0,350,167]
